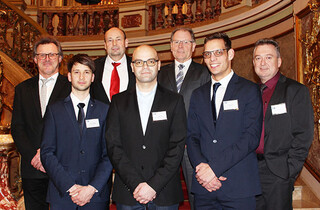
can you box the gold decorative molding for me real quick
[300,0,320,141]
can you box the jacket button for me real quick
[80,150,85,154]
[141,166,144,170]
[212,140,218,143]
[142,145,146,150]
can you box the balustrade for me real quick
[0,0,46,76]
[147,0,222,30]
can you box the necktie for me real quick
[40,78,52,117]
[176,64,184,93]
[211,82,221,124]
[256,84,267,154]
[77,103,85,134]
[110,62,121,100]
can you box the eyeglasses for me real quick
[132,59,159,67]
[36,53,60,60]
[171,40,194,45]
[203,49,227,59]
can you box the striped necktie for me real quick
[176,64,184,92]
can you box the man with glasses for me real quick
[187,32,262,209]
[158,28,210,210]
[11,36,71,210]
[106,45,187,209]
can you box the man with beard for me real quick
[106,45,186,209]
[41,54,112,210]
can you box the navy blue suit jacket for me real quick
[41,96,112,207]
[187,73,262,198]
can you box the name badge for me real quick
[271,103,287,115]
[85,119,100,128]
[152,111,167,121]
[223,100,239,111]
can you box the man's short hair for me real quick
[67,54,95,73]
[170,27,195,42]
[204,32,232,50]
[33,36,63,58]
[254,38,281,58]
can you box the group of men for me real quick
[11,26,314,210]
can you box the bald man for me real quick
[106,45,187,210]
[92,27,135,104]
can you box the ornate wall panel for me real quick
[296,0,320,180]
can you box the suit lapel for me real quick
[215,74,238,126]
[30,75,42,119]
[167,63,178,92]
[48,74,68,105]
[82,98,96,137]
[265,74,286,124]
[180,61,195,93]
[64,96,81,139]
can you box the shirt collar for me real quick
[264,71,280,89]
[70,92,90,108]
[174,59,192,70]
[107,54,126,64]
[211,70,234,88]
[39,72,59,83]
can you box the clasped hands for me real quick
[69,184,96,206]
[133,182,156,204]
[196,163,227,192]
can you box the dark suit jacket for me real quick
[11,74,71,179]
[106,85,187,206]
[40,96,112,206]
[158,61,210,115]
[187,73,262,198]
[91,55,135,104]
[263,74,314,179]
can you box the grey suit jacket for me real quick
[158,61,210,115]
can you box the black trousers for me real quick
[22,178,49,210]
[256,159,295,210]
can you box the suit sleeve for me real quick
[88,107,113,192]
[40,106,75,195]
[11,85,37,163]
[208,85,263,177]
[106,100,145,192]
[288,86,314,178]
[147,96,187,193]
[187,91,210,168]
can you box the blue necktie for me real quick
[211,82,221,124]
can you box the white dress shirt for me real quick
[102,55,129,100]
[174,59,192,79]
[70,93,90,120]
[211,70,234,118]
[39,72,58,114]
[136,83,157,135]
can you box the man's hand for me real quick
[69,185,96,206]
[31,149,46,173]
[203,176,227,192]
[195,163,216,186]
[133,183,156,204]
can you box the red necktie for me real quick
[110,62,121,100]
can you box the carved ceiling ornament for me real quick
[301,0,320,141]
[223,0,242,9]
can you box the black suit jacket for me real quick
[11,74,71,179]
[158,61,210,115]
[91,55,135,104]
[263,74,314,179]
[106,85,187,206]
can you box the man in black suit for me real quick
[253,39,314,210]
[106,45,186,209]
[158,28,210,210]
[11,36,71,210]
[92,27,135,104]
